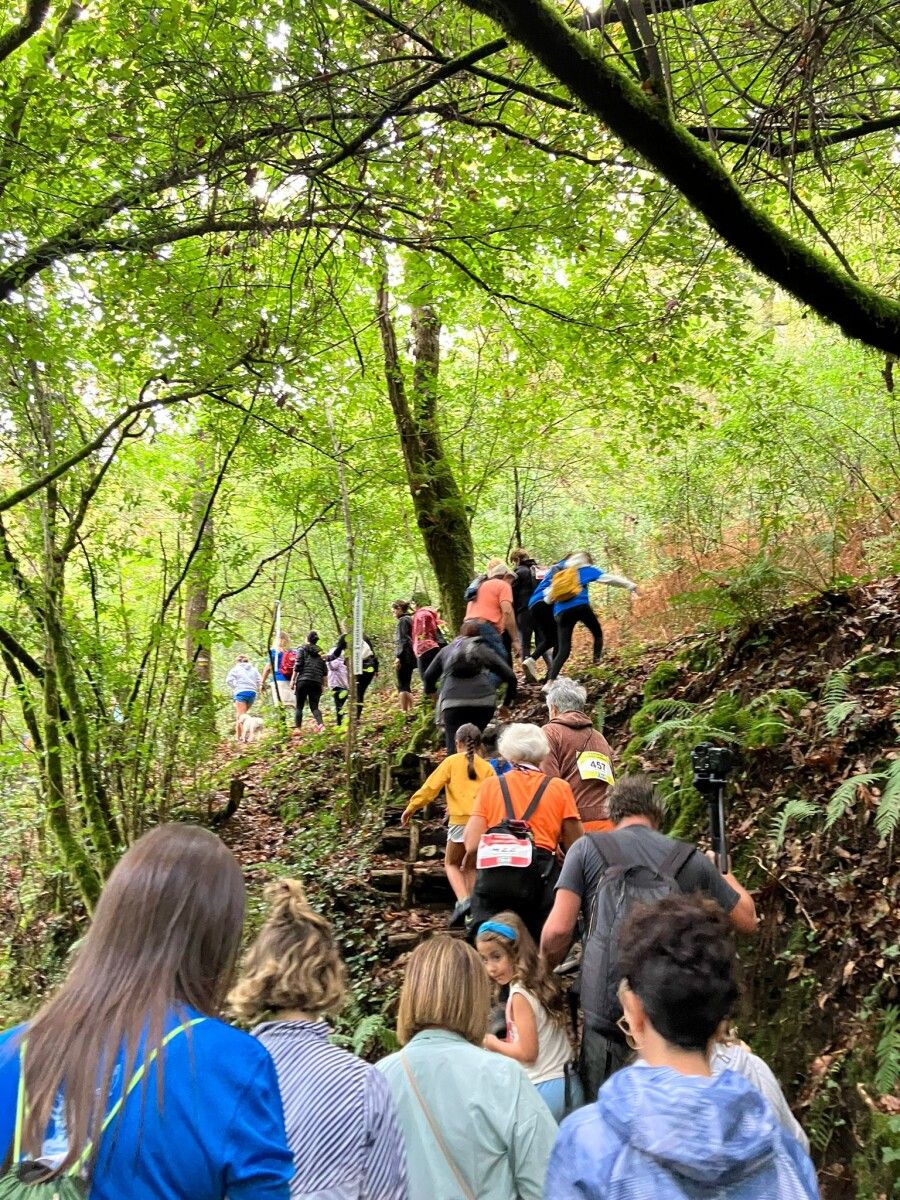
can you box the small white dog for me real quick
[237,713,264,744]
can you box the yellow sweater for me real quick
[405,752,494,825]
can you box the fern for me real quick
[821,668,857,733]
[822,669,851,707]
[824,699,858,734]
[769,798,818,850]
[824,773,881,828]
[875,1007,900,1096]
[874,759,900,840]
[643,718,740,751]
[351,1012,387,1056]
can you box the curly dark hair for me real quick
[619,894,738,1051]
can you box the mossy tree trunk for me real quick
[377,278,475,631]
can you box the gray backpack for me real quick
[579,833,695,1034]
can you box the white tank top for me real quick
[506,983,573,1085]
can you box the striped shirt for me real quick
[252,1019,408,1200]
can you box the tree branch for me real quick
[460,0,900,356]
[686,112,900,156]
[0,0,49,64]
[0,370,245,514]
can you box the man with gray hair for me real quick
[542,678,616,832]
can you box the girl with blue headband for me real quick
[476,911,583,1121]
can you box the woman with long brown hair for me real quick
[0,824,292,1200]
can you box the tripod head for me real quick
[690,742,732,788]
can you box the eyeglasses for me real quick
[616,1014,638,1051]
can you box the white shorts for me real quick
[270,680,294,707]
[448,824,466,843]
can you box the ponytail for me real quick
[455,722,482,780]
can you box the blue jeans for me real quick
[536,1073,584,1123]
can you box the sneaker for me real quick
[448,897,471,928]
[314,723,325,733]
[522,656,538,683]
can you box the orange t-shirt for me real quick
[473,768,580,853]
[465,577,513,633]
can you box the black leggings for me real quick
[530,602,558,665]
[548,604,603,680]
[355,671,374,719]
[442,704,495,756]
[396,653,416,693]
[333,686,348,726]
[294,681,323,726]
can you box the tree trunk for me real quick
[377,279,475,630]
[184,438,215,721]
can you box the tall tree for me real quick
[377,278,474,629]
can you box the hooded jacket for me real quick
[541,712,614,824]
[421,637,516,709]
[545,1065,818,1200]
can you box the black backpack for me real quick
[473,774,552,909]
[579,833,695,1035]
[443,638,483,678]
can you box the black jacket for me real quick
[293,644,327,687]
[512,561,537,611]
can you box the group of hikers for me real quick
[223,549,640,743]
[98,548,826,1196]
[0,798,817,1199]
[224,630,380,740]
[392,550,640,724]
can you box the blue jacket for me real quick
[530,564,606,617]
[545,1064,819,1199]
[0,1009,292,1200]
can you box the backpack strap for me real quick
[521,775,551,824]
[587,830,626,868]
[659,839,696,882]
[498,773,515,822]
[498,773,551,824]
[10,1019,205,1175]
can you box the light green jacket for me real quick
[376,1029,557,1200]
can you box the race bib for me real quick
[576,751,615,785]
[476,831,534,870]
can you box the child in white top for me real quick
[477,910,582,1121]
[225,654,263,739]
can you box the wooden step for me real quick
[370,862,455,904]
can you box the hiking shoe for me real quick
[448,897,471,928]
[522,656,539,683]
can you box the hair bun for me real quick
[264,878,310,921]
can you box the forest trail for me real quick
[214,576,899,1198]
